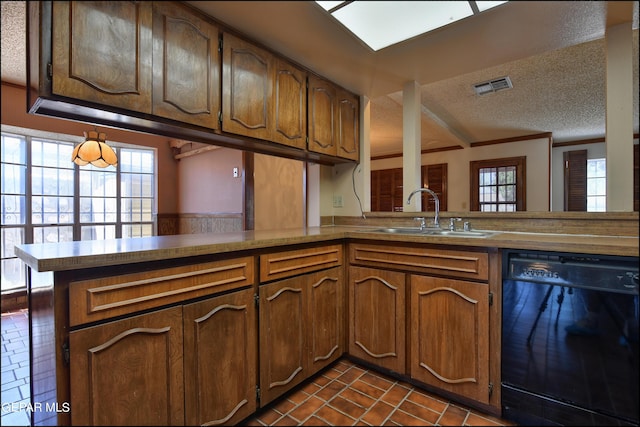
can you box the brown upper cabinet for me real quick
[52,1,154,113]
[221,32,307,150]
[32,1,358,164]
[308,75,360,161]
[152,2,221,129]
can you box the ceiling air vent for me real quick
[473,76,513,95]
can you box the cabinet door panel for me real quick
[69,306,184,426]
[222,33,272,140]
[309,268,344,373]
[152,2,220,128]
[337,90,359,160]
[349,266,405,374]
[259,279,306,405]
[410,275,490,404]
[308,75,337,156]
[272,59,307,149]
[183,288,257,426]
[52,1,152,112]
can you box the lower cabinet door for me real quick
[183,287,257,426]
[348,266,406,374]
[409,275,490,404]
[69,306,185,426]
[259,277,307,406]
[308,267,344,374]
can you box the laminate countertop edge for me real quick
[14,226,639,273]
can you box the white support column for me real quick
[605,22,634,211]
[403,80,422,211]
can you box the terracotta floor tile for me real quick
[312,374,332,388]
[300,381,322,395]
[258,408,284,425]
[289,396,325,422]
[398,400,440,424]
[338,387,376,409]
[360,400,395,426]
[380,383,411,406]
[333,360,354,372]
[388,408,433,426]
[314,404,356,426]
[360,371,395,391]
[466,412,509,426]
[273,397,296,414]
[316,380,348,401]
[328,395,367,419]
[273,414,299,426]
[349,379,385,400]
[322,367,343,380]
[405,389,448,413]
[287,389,311,405]
[336,366,365,384]
[299,415,331,426]
[438,404,469,426]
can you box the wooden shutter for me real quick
[563,149,587,211]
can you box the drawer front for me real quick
[260,244,343,283]
[69,256,254,326]
[349,243,488,281]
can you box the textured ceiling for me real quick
[2,1,638,157]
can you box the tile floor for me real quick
[1,309,516,426]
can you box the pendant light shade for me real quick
[72,130,118,167]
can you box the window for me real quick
[470,157,526,211]
[1,127,156,292]
[586,158,606,212]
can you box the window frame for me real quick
[469,156,526,211]
[1,125,157,292]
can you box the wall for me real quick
[254,154,305,231]
[0,83,179,215]
[177,146,243,213]
[321,138,550,216]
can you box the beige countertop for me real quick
[14,225,638,273]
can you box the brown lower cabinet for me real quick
[409,275,490,405]
[259,267,344,405]
[348,266,406,374]
[69,287,257,426]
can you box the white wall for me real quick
[360,136,551,213]
[178,147,243,213]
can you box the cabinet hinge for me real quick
[488,292,493,306]
[254,293,259,308]
[62,341,70,366]
[47,62,53,79]
[256,385,261,403]
[218,36,223,53]
[488,382,494,397]
[218,110,222,125]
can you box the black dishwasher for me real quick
[501,249,639,426]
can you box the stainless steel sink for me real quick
[370,227,499,238]
[371,227,426,234]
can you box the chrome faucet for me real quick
[406,188,440,229]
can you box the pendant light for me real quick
[71,128,118,167]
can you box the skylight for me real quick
[315,1,508,51]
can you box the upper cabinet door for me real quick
[52,1,153,113]
[152,2,220,129]
[222,32,273,141]
[308,75,337,156]
[337,89,359,161]
[272,58,307,150]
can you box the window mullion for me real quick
[116,148,122,238]
[73,161,81,240]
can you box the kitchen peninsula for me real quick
[15,213,639,426]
